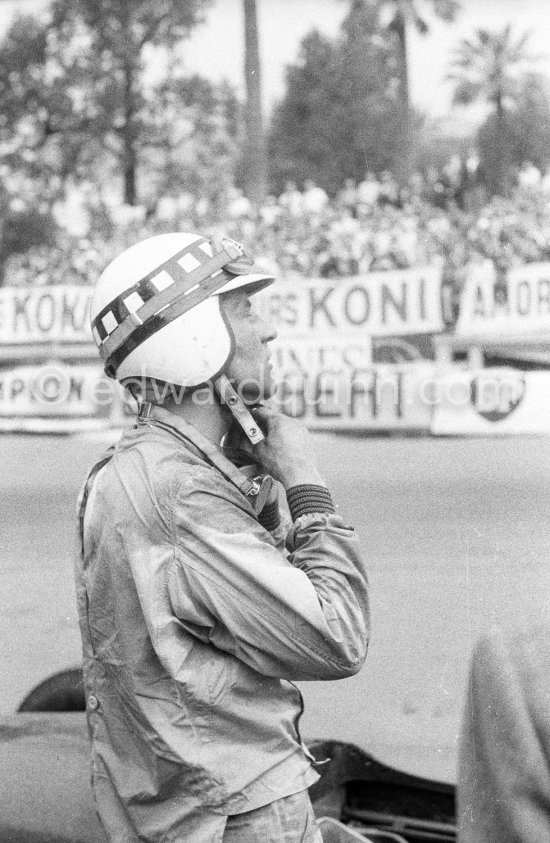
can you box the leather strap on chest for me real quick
[138,403,272,513]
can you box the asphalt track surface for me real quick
[1,432,549,781]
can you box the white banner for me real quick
[271,358,435,431]
[0,268,443,349]
[0,287,93,345]
[257,267,442,430]
[431,368,550,435]
[272,337,373,372]
[0,275,443,432]
[256,265,444,339]
[456,262,550,339]
[0,364,120,417]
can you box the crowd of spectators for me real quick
[5,157,550,326]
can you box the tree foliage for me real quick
[0,0,240,208]
[448,25,534,117]
[509,75,550,172]
[379,0,461,106]
[143,70,239,216]
[478,73,550,189]
[448,25,537,193]
[268,1,411,194]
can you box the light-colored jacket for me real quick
[75,406,370,842]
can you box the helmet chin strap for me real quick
[213,374,265,445]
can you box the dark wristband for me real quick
[286,484,335,521]
[258,498,281,532]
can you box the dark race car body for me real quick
[0,670,456,843]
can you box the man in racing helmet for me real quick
[76,232,370,842]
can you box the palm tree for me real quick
[447,25,535,192]
[379,0,461,108]
[242,0,267,205]
[448,25,533,121]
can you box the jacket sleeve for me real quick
[167,466,370,681]
[259,492,293,552]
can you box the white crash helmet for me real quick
[90,232,275,387]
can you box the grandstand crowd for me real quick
[6,156,550,325]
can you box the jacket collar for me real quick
[137,402,260,500]
[138,401,220,452]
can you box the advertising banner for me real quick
[0,364,118,418]
[431,368,550,435]
[456,262,550,339]
[257,267,443,431]
[273,365,435,430]
[0,287,93,345]
[0,270,444,432]
[371,333,436,364]
[270,338,435,430]
[0,269,444,348]
[256,265,444,339]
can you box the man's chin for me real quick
[239,376,276,404]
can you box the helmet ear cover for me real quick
[119,294,236,399]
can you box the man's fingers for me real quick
[250,404,273,417]
[250,404,275,432]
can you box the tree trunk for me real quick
[392,8,414,180]
[393,9,409,110]
[122,60,138,206]
[123,151,137,206]
[494,90,509,196]
[243,0,267,205]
